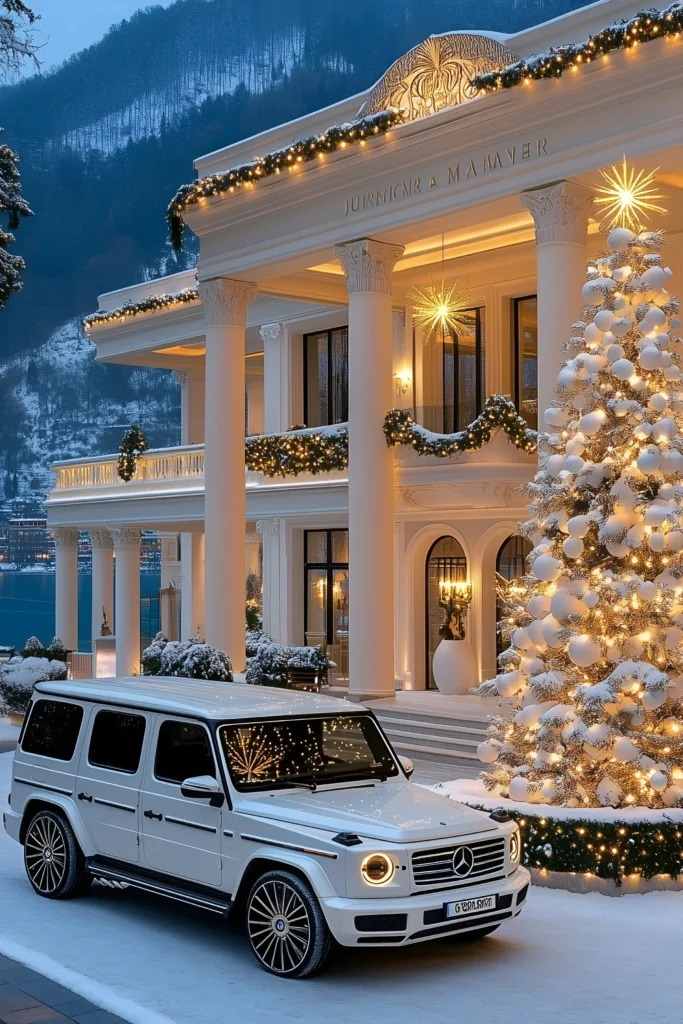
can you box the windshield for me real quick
[218,714,399,791]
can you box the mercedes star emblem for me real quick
[452,846,475,878]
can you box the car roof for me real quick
[33,677,360,720]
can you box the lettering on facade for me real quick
[343,137,548,217]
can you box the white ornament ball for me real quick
[612,358,635,381]
[649,393,669,413]
[546,454,565,477]
[508,776,530,802]
[644,503,670,527]
[662,786,683,807]
[564,454,585,475]
[540,780,557,802]
[661,451,683,475]
[642,268,667,293]
[579,411,604,435]
[477,740,500,765]
[583,323,603,345]
[664,365,682,382]
[526,619,546,647]
[512,628,534,651]
[664,627,683,650]
[638,580,659,601]
[641,689,667,711]
[650,771,668,792]
[496,671,525,699]
[527,594,551,619]
[639,346,662,370]
[614,736,640,762]
[637,446,662,474]
[562,536,583,559]
[568,635,601,668]
[626,524,646,548]
[648,531,665,552]
[542,614,565,649]
[607,344,625,362]
[532,555,562,582]
[567,514,591,538]
[550,590,585,621]
[596,777,624,807]
[583,590,599,608]
[611,317,632,338]
[608,227,635,251]
[557,366,577,388]
[666,531,683,552]
[594,309,615,331]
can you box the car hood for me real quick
[234,780,498,843]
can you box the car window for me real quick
[21,700,84,762]
[88,710,146,774]
[154,720,215,785]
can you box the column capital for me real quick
[521,181,592,246]
[89,528,113,550]
[52,527,79,550]
[334,238,405,296]
[256,518,279,535]
[110,527,141,549]
[259,322,282,343]
[198,278,257,328]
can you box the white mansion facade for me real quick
[47,0,683,700]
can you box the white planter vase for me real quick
[432,638,476,695]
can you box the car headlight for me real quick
[510,826,521,864]
[361,853,395,886]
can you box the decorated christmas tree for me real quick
[478,163,683,809]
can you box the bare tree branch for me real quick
[0,0,40,81]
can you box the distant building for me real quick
[8,519,51,566]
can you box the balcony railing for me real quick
[52,445,206,493]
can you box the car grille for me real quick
[411,835,506,888]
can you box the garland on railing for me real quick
[167,109,403,252]
[470,805,683,885]
[473,4,683,94]
[383,395,537,456]
[245,426,349,477]
[83,286,199,329]
[118,425,148,482]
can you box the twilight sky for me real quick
[23,0,177,72]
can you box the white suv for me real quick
[4,677,529,978]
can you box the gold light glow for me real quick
[409,278,475,338]
[593,157,666,232]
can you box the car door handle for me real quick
[144,809,163,821]
[78,792,93,802]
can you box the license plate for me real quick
[444,895,496,918]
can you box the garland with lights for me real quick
[245,426,348,477]
[472,805,683,884]
[383,395,537,456]
[118,424,148,482]
[84,287,199,329]
[167,110,403,252]
[473,4,683,94]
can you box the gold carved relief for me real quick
[359,34,518,122]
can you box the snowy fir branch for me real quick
[473,4,683,93]
[166,109,403,252]
[383,395,538,456]
[83,286,199,329]
[0,127,33,309]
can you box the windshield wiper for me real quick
[317,768,388,785]
[277,776,318,791]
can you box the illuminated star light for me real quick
[594,157,666,233]
[409,279,475,339]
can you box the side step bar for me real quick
[86,862,232,917]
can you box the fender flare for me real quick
[20,791,96,858]
[236,845,339,899]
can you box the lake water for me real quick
[0,572,161,654]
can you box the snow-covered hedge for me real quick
[21,635,68,661]
[246,628,273,658]
[0,657,68,716]
[246,643,329,687]
[141,633,233,681]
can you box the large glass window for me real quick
[442,307,486,433]
[154,720,216,785]
[305,530,349,680]
[220,714,399,790]
[513,296,538,430]
[22,700,84,761]
[88,710,146,774]
[496,534,533,657]
[426,536,467,690]
[304,328,348,427]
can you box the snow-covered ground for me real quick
[0,719,20,754]
[1,748,681,1024]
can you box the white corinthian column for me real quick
[110,527,141,677]
[53,527,79,651]
[198,278,257,673]
[89,528,114,649]
[521,181,592,432]
[334,238,404,700]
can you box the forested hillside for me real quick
[0,0,589,500]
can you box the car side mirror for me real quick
[180,775,225,807]
[399,755,414,779]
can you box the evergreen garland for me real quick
[473,4,683,94]
[383,395,537,456]
[167,110,403,252]
[246,426,348,477]
[117,424,148,482]
[471,805,683,885]
[84,287,199,329]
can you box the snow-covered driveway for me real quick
[0,750,680,1024]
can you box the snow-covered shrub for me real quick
[246,643,290,687]
[181,643,233,681]
[21,636,45,658]
[246,628,273,658]
[159,640,190,676]
[141,632,168,675]
[47,636,68,661]
[0,656,68,716]
[287,645,329,683]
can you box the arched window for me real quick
[426,536,467,690]
[495,534,532,656]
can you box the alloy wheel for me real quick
[25,815,68,894]
[247,878,312,975]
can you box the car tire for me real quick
[446,925,500,943]
[246,869,331,978]
[23,809,89,900]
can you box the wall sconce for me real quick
[394,371,411,397]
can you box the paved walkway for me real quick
[0,954,127,1024]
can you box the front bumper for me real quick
[320,866,530,947]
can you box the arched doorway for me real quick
[426,535,467,690]
[495,534,532,657]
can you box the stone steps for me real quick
[373,703,490,783]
